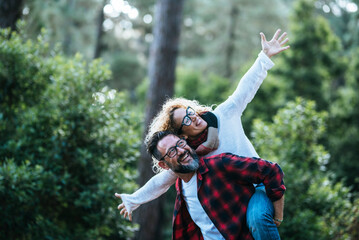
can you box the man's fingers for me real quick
[272,29,281,41]
[129,213,133,221]
[114,193,122,199]
[277,32,287,43]
[273,218,283,227]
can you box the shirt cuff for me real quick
[258,51,275,69]
[267,185,286,202]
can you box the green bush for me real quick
[0,28,141,239]
[251,98,359,240]
[328,48,359,193]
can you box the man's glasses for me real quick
[160,138,187,161]
[177,106,196,134]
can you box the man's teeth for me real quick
[181,152,189,162]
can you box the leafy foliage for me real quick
[275,0,345,110]
[107,51,146,92]
[252,98,359,240]
[135,67,232,107]
[179,0,289,79]
[236,0,346,132]
[0,28,141,239]
[328,47,359,192]
[2,0,359,238]
[24,0,100,57]
[175,67,232,105]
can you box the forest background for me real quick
[1,0,359,239]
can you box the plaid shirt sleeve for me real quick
[217,153,286,202]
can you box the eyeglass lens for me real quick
[167,139,186,158]
[182,107,196,126]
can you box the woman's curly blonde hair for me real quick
[145,97,213,174]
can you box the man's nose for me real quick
[176,146,186,155]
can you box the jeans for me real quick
[246,184,280,240]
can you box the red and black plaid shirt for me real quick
[172,153,285,240]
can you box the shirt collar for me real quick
[175,157,209,193]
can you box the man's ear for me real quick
[158,161,169,170]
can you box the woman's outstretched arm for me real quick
[220,29,289,115]
[115,169,177,221]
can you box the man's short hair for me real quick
[147,130,177,161]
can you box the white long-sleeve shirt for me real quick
[119,51,275,213]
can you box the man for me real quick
[147,130,285,240]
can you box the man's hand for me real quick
[261,29,290,58]
[273,218,283,227]
[115,193,133,221]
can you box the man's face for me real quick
[173,108,208,138]
[157,135,199,173]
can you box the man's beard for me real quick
[167,148,199,174]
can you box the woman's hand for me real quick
[115,193,133,221]
[261,29,290,58]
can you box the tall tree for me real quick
[316,0,359,54]
[224,0,239,79]
[93,0,106,59]
[274,0,344,110]
[239,0,345,131]
[179,0,289,79]
[135,0,185,239]
[62,0,76,55]
[24,0,100,58]
[0,0,24,30]
[329,48,359,192]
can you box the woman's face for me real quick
[172,108,208,138]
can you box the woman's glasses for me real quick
[177,106,196,134]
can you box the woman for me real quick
[116,29,289,239]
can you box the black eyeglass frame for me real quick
[177,106,196,134]
[159,138,187,161]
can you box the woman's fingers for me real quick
[277,32,287,42]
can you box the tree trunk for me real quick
[135,0,185,239]
[224,1,239,79]
[63,0,75,55]
[93,0,105,59]
[0,0,24,30]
